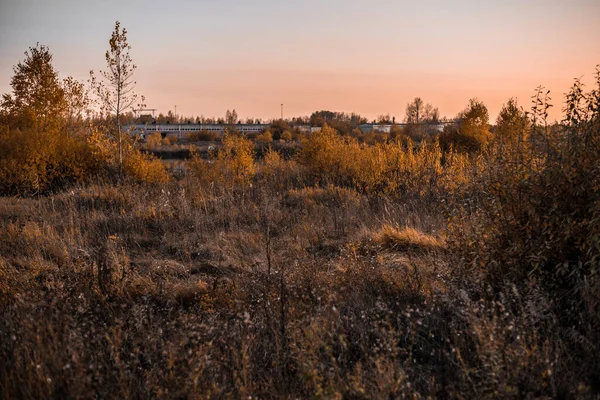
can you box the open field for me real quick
[1,14,599,397]
[2,118,599,397]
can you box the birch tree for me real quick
[91,21,143,177]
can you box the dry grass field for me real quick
[2,108,600,397]
[0,38,599,397]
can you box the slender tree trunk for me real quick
[117,109,122,181]
[117,73,122,182]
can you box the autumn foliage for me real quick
[0,44,168,195]
[1,40,600,398]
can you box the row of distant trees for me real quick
[133,98,442,128]
[142,96,511,153]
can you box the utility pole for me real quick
[281,103,283,120]
[175,105,179,138]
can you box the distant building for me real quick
[297,125,321,134]
[125,121,453,139]
[359,124,393,134]
[359,122,451,134]
[125,123,270,138]
[124,123,321,138]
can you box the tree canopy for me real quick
[1,44,66,132]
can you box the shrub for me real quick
[245,132,259,140]
[0,127,105,195]
[439,98,491,152]
[0,44,111,195]
[280,131,293,142]
[188,134,255,189]
[261,147,284,177]
[447,70,600,386]
[299,125,469,199]
[299,124,350,183]
[255,130,273,144]
[187,130,220,142]
[145,132,162,147]
[122,149,170,183]
[258,147,304,191]
[219,135,256,187]
[449,78,600,295]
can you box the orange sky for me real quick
[1,0,599,122]
[137,66,594,122]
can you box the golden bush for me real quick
[217,134,256,187]
[145,132,162,148]
[187,135,256,190]
[299,125,469,198]
[0,127,105,195]
[280,130,293,142]
[299,124,353,182]
[255,130,273,144]
[122,148,170,184]
[261,147,284,177]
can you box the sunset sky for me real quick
[1,0,599,122]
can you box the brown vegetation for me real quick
[1,38,599,398]
[374,225,443,253]
[186,130,221,142]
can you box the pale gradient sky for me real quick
[1,0,599,122]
